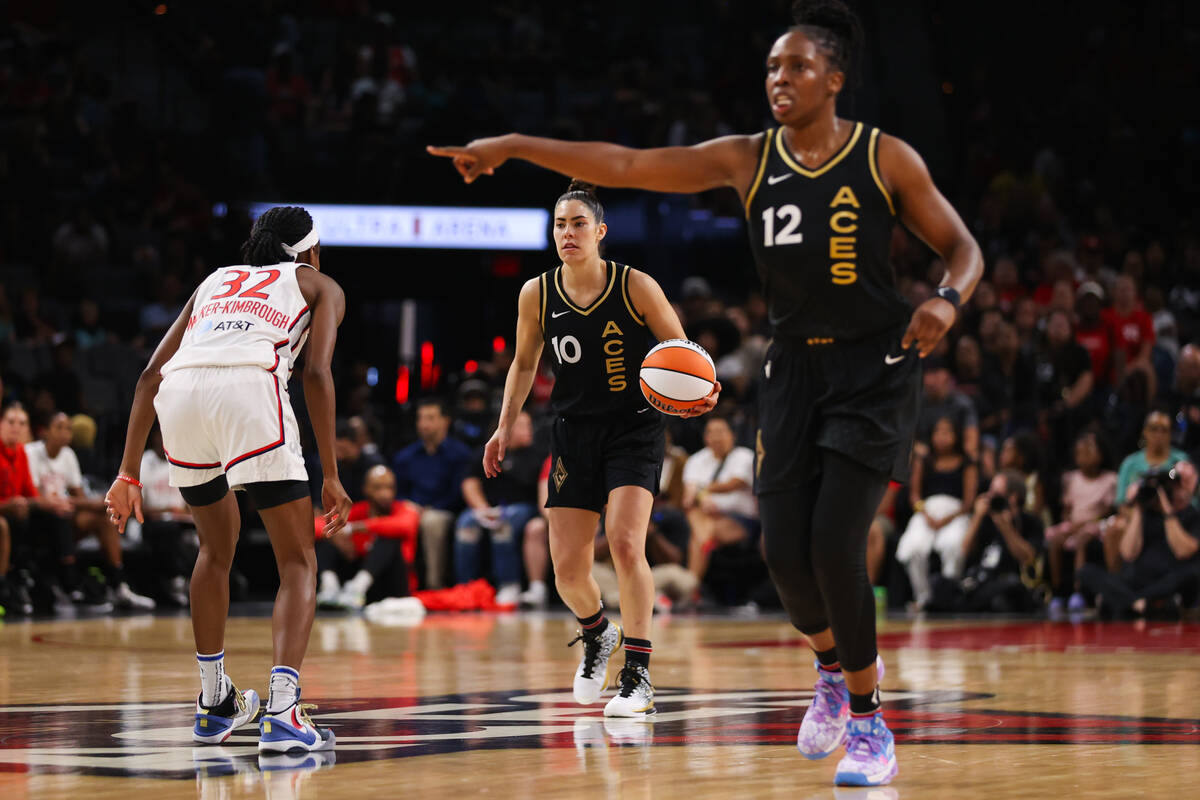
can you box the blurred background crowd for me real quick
[1,1,1198,618]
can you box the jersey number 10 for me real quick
[551,335,582,364]
[761,205,803,247]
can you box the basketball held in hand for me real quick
[639,339,716,416]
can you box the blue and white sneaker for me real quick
[258,696,335,753]
[193,683,261,744]
[834,712,898,787]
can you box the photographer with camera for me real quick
[1077,462,1200,617]
[956,470,1044,612]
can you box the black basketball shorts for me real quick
[545,411,666,513]
[755,323,921,494]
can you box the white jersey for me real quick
[162,262,312,377]
[24,440,83,499]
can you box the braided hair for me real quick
[240,206,314,266]
[556,179,605,224]
[790,0,864,86]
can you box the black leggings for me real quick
[758,448,889,673]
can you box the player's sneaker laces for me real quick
[603,664,656,718]
[193,682,261,744]
[834,712,898,787]
[568,622,623,704]
[259,694,335,753]
[797,656,885,760]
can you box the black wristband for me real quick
[935,286,961,310]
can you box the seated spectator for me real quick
[980,321,1038,438]
[139,425,196,607]
[334,417,385,502]
[455,411,543,606]
[592,513,698,613]
[26,411,155,610]
[1108,411,1190,570]
[1165,343,1200,460]
[519,456,553,609]
[315,465,419,610]
[1078,461,1199,617]
[896,417,978,609]
[1036,310,1095,467]
[682,416,758,585]
[0,403,92,612]
[1103,274,1157,398]
[916,357,980,461]
[1075,282,1113,390]
[997,432,1048,523]
[392,398,471,589]
[1044,432,1117,614]
[957,470,1045,613]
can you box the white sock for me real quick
[528,580,546,593]
[345,570,373,595]
[267,665,300,714]
[197,651,227,707]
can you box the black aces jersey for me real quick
[745,122,910,341]
[539,261,653,416]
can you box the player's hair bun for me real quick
[566,178,598,195]
[789,0,862,81]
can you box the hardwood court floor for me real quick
[1,610,1198,799]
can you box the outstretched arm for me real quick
[879,135,984,357]
[428,133,762,199]
[104,290,197,533]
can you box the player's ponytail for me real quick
[240,206,315,266]
[556,179,605,225]
[790,0,863,86]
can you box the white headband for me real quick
[281,225,320,257]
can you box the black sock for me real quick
[624,637,652,669]
[849,687,881,716]
[59,560,80,591]
[815,646,840,671]
[103,563,126,587]
[577,608,609,636]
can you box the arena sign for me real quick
[245,202,550,250]
[1,687,1195,780]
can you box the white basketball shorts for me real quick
[154,366,308,489]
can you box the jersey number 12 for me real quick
[762,205,803,247]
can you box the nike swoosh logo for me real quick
[884,354,906,365]
[767,174,792,185]
[551,311,571,318]
[637,408,650,414]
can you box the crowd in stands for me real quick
[2,4,1199,618]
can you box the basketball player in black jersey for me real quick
[430,0,981,786]
[485,180,717,719]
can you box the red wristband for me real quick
[117,474,143,489]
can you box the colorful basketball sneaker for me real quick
[258,697,335,753]
[797,656,885,759]
[569,622,623,705]
[193,683,260,744]
[834,711,898,787]
[603,664,655,718]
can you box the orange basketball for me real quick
[639,339,716,416]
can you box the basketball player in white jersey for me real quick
[104,206,351,755]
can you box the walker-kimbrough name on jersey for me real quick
[188,299,294,331]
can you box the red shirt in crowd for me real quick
[0,443,38,502]
[314,500,419,560]
[1101,306,1155,362]
[1076,323,1112,386]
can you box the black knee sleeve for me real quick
[243,479,309,510]
[180,475,229,507]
